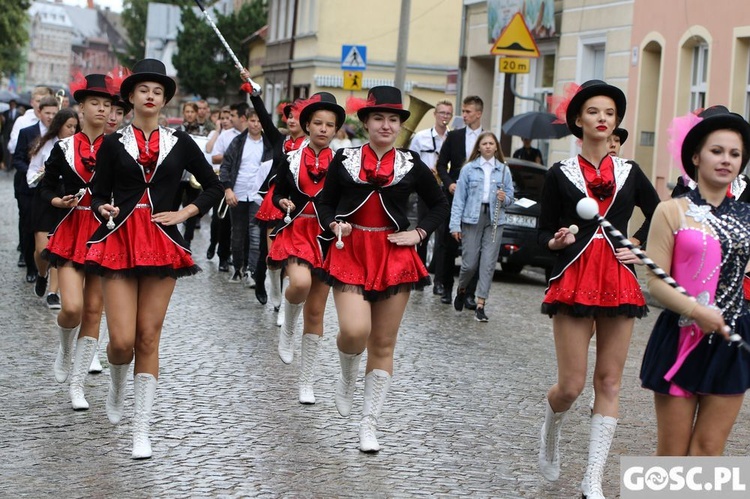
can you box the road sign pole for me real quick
[394,0,411,92]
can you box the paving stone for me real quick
[0,174,748,497]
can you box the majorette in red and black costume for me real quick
[85,91,223,278]
[539,83,660,319]
[41,72,118,412]
[270,92,346,404]
[536,80,661,499]
[85,59,223,461]
[317,86,448,454]
[269,94,344,271]
[42,74,116,269]
[317,106,448,301]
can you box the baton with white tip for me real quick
[193,0,261,95]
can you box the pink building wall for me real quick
[628,0,750,196]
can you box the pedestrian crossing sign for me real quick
[341,45,367,70]
[490,12,540,58]
[343,71,363,90]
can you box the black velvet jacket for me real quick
[88,125,223,248]
[41,134,101,235]
[271,145,328,238]
[317,146,449,236]
[538,156,660,282]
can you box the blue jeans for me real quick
[229,201,261,274]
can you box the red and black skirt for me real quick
[324,223,430,302]
[268,213,324,270]
[256,184,284,222]
[45,206,101,269]
[85,203,199,279]
[542,235,647,318]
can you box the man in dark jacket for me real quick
[219,103,273,287]
[13,96,59,281]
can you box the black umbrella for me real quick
[0,89,20,103]
[502,111,571,139]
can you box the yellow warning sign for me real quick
[490,12,540,58]
[343,71,363,90]
[498,57,531,74]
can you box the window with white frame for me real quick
[268,1,277,41]
[296,0,317,35]
[534,52,555,111]
[690,44,708,111]
[580,43,605,82]
[277,0,288,40]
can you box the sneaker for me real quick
[453,289,466,312]
[34,274,48,298]
[475,307,489,322]
[46,293,62,310]
[218,259,230,272]
[228,270,244,283]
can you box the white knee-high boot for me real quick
[359,369,391,453]
[278,300,303,364]
[107,362,130,424]
[335,350,362,417]
[132,373,157,459]
[89,329,105,373]
[69,336,98,410]
[581,414,617,499]
[277,276,289,327]
[269,268,283,311]
[538,398,568,481]
[54,322,79,383]
[299,333,321,404]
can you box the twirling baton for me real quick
[193,0,261,95]
[576,197,750,353]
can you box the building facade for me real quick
[25,1,126,93]
[259,0,463,130]
[629,0,750,196]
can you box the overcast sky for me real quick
[63,0,123,13]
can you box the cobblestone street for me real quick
[1,173,749,498]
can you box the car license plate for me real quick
[506,214,536,228]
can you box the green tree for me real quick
[120,0,188,67]
[0,0,31,76]
[173,0,267,99]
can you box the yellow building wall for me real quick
[290,0,462,132]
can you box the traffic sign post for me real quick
[490,12,540,58]
[341,45,367,70]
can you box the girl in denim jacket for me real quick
[449,132,514,321]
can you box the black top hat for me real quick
[283,101,296,119]
[680,105,750,180]
[119,59,176,104]
[356,86,411,122]
[612,127,628,145]
[565,80,626,139]
[112,94,132,114]
[73,74,114,103]
[299,92,346,134]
